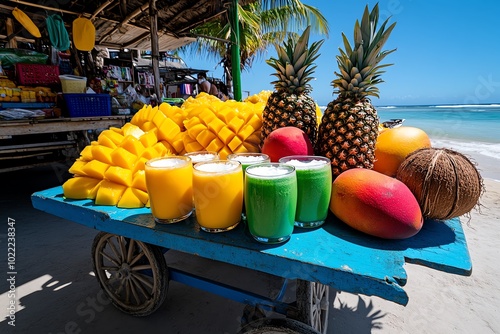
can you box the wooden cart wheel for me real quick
[296,280,329,334]
[91,232,168,316]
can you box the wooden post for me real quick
[149,0,161,100]
[6,18,18,48]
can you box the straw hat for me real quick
[72,17,95,51]
[12,8,41,38]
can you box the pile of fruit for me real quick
[62,4,482,240]
[0,77,57,103]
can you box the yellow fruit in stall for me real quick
[79,146,93,161]
[68,160,87,176]
[111,147,137,170]
[117,187,144,208]
[95,180,127,206]
[82,160,109,179]
[131,170,147,192]
[119,135,145,156]
[131,188,149,205]
[91,145,114,165]
[62,177,102,199]
[139,130,158,148]
[104,166,133,187]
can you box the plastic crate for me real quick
[59,75,87,93]
[64,94,111,117]
[16,63,60,85]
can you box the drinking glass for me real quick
[245,163,297,244]
[145,156,193,224]
[192,160,243,232]
[184,151,219,164]
[279,155,332,228]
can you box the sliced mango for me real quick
[91,145,114,165]
[132,170,147,192]
[111,147,137,170]
[122,123,145,139]
[99,129,124,145]
[157,117,181,142]
[120,135,145,156]
[117,187,144,208]
[68,160,87,176]
[132,157,148,174]
[81,160,109,179]
[62,177,102,199]
[131,187,149,205]
[218,127,235,145]
[95,180,127,206]
[79,146,93,161]
[196,129,217,148]
[139,130,158,148]
[104,166,133,187]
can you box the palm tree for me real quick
[178,0,329,99]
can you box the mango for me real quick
[117,187,145,208]
[330,168,423,239]
[261,126,314,162]
[63,177,102,199]
[95,180,127,206]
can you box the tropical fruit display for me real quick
[261,26,324,148]
[62,93,265,208]
[316,4,396,178]
[373,126,432,177]
[396,147,484,220]
[330,168,423,239]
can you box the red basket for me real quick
[64,94,111,118]
[16,63,60,85]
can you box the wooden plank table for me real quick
[31,185,472,308]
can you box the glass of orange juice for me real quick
[192,160,243,232]
[184,151,219,164]
[145,156,193,224]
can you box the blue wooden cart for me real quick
[31,186,472,333]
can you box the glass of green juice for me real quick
[279,155,332,228]
[227,153,270,173]
[244,163,297,244]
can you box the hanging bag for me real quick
[12,8,41,38]
[46,14,70,51]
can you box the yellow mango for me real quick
[205,138,225,152]
[122,123,145,139]
[104,166,133,187]
[97,133,117,149]
[95,180,127,206]
[246,133,262,146]
[131,188,149,205]
[63,177,102,199]
[243,142,260,153]
[131,170,147,192]
[109,126,123,134]
[218,146,232,160]
[237,124,255,141]
[228,117,245,133]
[68,160,87,176]
[157,117,181,142]
[140,147,160,160]
[196,129,217,148]
[132,157,148,174]
[111,147,137,170]
[88,180,103,200]
[218,127,236,145]
[186,123,206,140]
[139,130,158,148]
[208,117,226,133]
[153,142,168,156]
[141,121,157,132]
[185,141,204,152]
[171,133,185,154]
[99,129,124,145]
[120,135,145,156]
[152,109,167,128]
[228,136,243,152]
[117,187,144,208]
[91,145,114,165]
[81,160,109,179]
[157,140,174,154]
[79,146,93,161]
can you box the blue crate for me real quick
[64,94,111,117]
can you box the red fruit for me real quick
[261,127,314,162]
[330,168,423,239]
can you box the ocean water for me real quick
[319,103,500,180]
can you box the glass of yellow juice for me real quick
[145,156,193,224]
[192,160,243,232]
[184,151,219,164]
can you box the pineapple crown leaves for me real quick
[266,26,325,95]
[333,3,397,99]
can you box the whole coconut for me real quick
[396,147,483,220]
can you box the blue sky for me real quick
[179,0,500,106]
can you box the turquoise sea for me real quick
[319,103,500,180]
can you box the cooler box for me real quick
[59,75,87,93]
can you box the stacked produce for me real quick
[63,93,265,208]
[62,4,482,241]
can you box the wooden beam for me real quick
[149,0,161,99]
[5,17,17,48]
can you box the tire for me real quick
[91,232,169,316]
[238,317,321,334]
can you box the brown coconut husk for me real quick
[396,147,484,221]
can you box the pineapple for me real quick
[316,4,396,177]
[261,26,324,147]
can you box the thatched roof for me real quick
[0,0,254,50]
